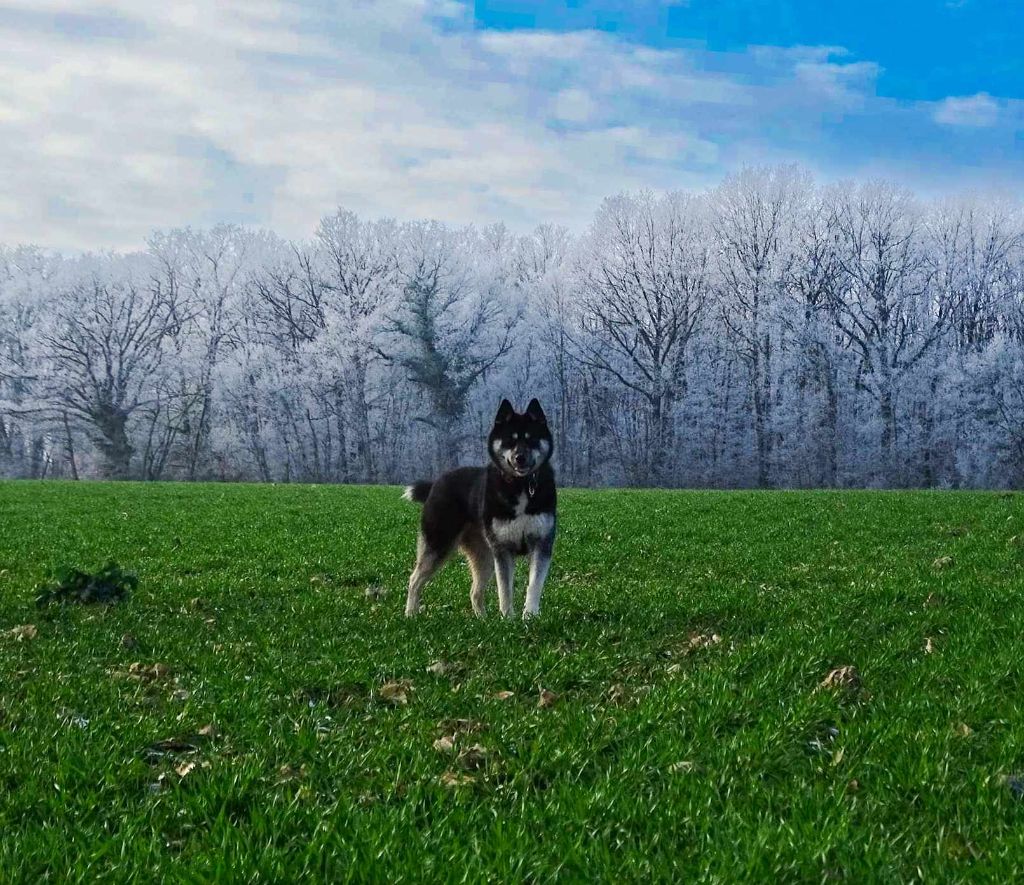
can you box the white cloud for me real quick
[0,0,937,251]
[932,92,1000,127]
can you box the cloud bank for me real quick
[0,0,1020,250]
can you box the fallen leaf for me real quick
[175,760,197,778]
[457,744,488,771]
[933,555,954,570]
[171,689,190,702]
[846,778,860,794]
[276,763,307,784]
[198,723,218,738]
[146,738,199,757]
[668,761,695,773]
[925,637,935,654]
[818,666,862,693]
[492,690,515,701]
[379,681,411,705]
[537,688,558,709]
[437,718,485,736]
[439,771,475,788]
[121,633,139,650]
[433,736,456,754]
[5,624,37,641]
[119,662,173,683]
[954,722,974,737]
[687,632,723,651]
[426,660,449,676]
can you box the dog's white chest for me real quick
[490,495,554,549]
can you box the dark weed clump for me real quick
[35,561,137,607]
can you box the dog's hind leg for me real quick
[494,551,516,618]
[405,534,449,617]
[459,528,494,617]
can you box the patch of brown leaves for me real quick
[818,666,863,693]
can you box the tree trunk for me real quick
[94,408,133,479]
[879,385,896,487]
[62,411,80,480]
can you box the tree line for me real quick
[2,166,1023,488]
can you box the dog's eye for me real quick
[524,433,531,440]
[511,433,518,441]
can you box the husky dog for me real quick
[402,398,556,618]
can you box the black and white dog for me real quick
[402,398,556,618]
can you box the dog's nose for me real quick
[514,452,528,467]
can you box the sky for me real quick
[0,0,1021,251]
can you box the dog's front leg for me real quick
[523,547,552,618]
[494,551,516,618]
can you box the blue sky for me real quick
[475,1,1024,101]
[0,0,1020,250]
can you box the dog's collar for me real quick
[498,467,539,497]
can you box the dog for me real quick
[402,398,557,618]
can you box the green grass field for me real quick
[2,482,1024,882]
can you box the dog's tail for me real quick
[401,480,433,504]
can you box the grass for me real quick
[1,481,1024,882]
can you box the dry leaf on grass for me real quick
[818,666,862,693]
[5,624,37,641]
[433,736,456,754]
[116,662,172,683]
[146,737,200,757]
[537,688,558,709]
[492,690,515,701]
[439,771,475,788]
[846,778,860,794]
[954,722,974,737]
[668,761,695,773]
[925,637,935,654]
[197,723,218,738]
[437,718,485,736]
[426,660,449,676]
[457,744,488,771]
[379,681,412,705]
[687,632,723,651]
[276,763,307,784]
[932,555,954,570]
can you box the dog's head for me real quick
[488,398,553,477]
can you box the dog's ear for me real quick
[494,398,515,424]
[525,398,547,424]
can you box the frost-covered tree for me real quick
[712,166,810,487]
[384,221,518,469]
[575,190,710,484]
[31,255,181,478]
